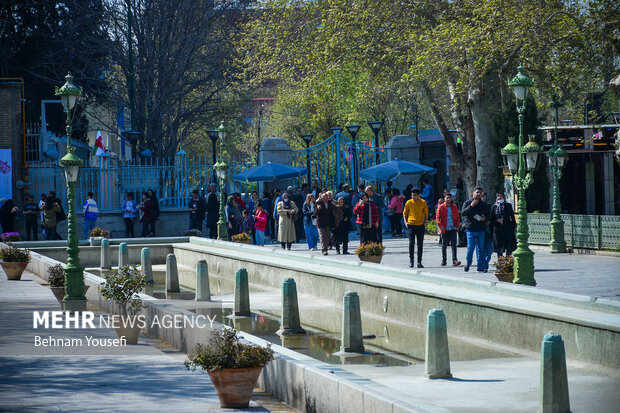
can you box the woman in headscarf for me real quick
[276,192,298,250]
[490,192,517,257]
[42,196,61,240]
[225,196,239,240]
[0,198,18,233]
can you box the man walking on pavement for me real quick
[205,184,219,238]
[189,189,207,232]
[461,187,491,272]
[403,188,428,268]
[365,186,384,243]
[436,193,461,267]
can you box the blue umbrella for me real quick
[358,159,437,182]
[233,162,308,182]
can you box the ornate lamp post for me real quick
[301,134,313,184]
[214,121,229,240]
[346,124,361,185]
[55,73,86,311]
[501,65,542,286]
[368,121,384,164]
[547,95,568,253]
[207,129,219,185]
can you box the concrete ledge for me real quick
[172,238,620,371]
[25,251,429,413]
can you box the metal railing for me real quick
[528,213,620,250]
[27,154,254,212]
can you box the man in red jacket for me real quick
[436,193,461,267]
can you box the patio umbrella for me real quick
[232,162,308,182]
[358,159,437,182]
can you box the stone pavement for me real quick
[0,272,298,413]
[277,233,620,300]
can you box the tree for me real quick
[100,0,245,160]
[240,0,617,193]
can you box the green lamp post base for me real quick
[513,247,536,286]
[63,298,87,312]
[217,221,228,241]
[549,218,567,254]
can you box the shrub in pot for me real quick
[100,265,145,344]
[0,243,31,280]
[185,328,274,408]
[354,242,385,264]
[47,264,91,309]
[184,229,202,237]
[493,255,514,283]
[89,227,110,246]
[1,232,22,242]
[231,232,251,244]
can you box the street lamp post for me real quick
[207,129,219,185]
[346,124,361,186]
[55,73,86,311]
[501,65,542,286]
[548,95,568,253]
[214,121,229,240]
[302,134,313,185]
[368,121,384,164]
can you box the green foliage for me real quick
[47,264,65,287]
[231,232,251,242]
[184,328,274,372]
[354,242,385,257]
[100,265,145,315]
[1,232,22,242]
[89,227,110,237]
[425,220,439,236]
[0,244,31,263]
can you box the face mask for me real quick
[497,199,504,204]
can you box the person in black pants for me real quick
[334,197,351,254]
[21,195,39,240]
[189,189,207,232]
[148,189,159,237]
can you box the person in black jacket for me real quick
[334,197,352,254]
[461,187,490,273]
[189,189,207,232]
[490,192,517,257]
[205,184,219,238]
[148,189,159,237]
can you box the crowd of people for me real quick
[0,178,516,272]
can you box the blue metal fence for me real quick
[292,131,386,191]
[27,154,254,212]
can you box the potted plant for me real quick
[354,242,385,264]
[1,232,22,243]
[184,229,203,237]
[493,255,514,283]
[231,232,251,244]
[89,227,110,246]
[100,265,146,344]
[48,264,90,309]
[0,243,31,280]
[425,220,439,236]
[185,328,274,408]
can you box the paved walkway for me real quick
[0,272,297,412]
[275,233,620,301]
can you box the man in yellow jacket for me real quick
[403,187,428,268]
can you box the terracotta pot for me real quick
[50,286,91,309]
[1,262,28,280]
[234,239,251,244]
[208,367,263,408]
[358,255,382,264]
[494,271,514,283]
[114,324,141,344]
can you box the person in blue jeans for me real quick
[302,193,319,251]
[83,191,99,239]
[481,192,494,267]
[461,187,490,272]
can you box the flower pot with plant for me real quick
[48,264,90,309]
[493,255,514,283]
[100,265,146,344]
[185,328,274,409]
[89,227,110,246]
[1,232,22,243]
[354,242,385,264]
[0,243,31,280]
[231,232,251,244]
[184,229,203,237]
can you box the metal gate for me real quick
[292,131,387,191]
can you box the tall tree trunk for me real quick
[468,70,500,194]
